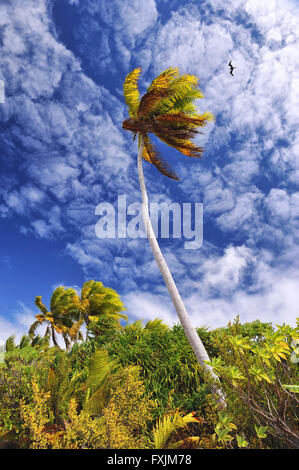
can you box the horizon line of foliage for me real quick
[0,280,298,449]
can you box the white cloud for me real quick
[0,302,35,346]
[154,9,233,77]
[263,189,299,233]
[216,191,262,231]
[186,245,298,327]
[199,245,252,294]
[185,272,298,329]
[203,180,235,215]
[123,247,298,330]
[85,0,158,37]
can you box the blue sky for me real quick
[0,0,299,344]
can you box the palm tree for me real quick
[122,67,225,405]
[70,280,127,340]
[29,287,81,349]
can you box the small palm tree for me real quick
[122,67,224,405]
[29,287,81,348]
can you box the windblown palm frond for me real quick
[28,320,41,339]
[122,67,214,179]
[35,296,48,315]
[152,410,202,449]
[31,334,49,348]
[5,335,16,352]
[68,318,85,341]
[50,287,78,317]
[123,67,142,118]
[144,318,169,334]
[147,67,180,93]
[19,335,31,349]
[141,133,179,180]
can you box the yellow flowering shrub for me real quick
[54,400,104,449]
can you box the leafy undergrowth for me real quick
[0,308,298,449]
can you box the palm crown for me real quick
[122,67,214,180]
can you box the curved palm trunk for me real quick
[137,134,225,406]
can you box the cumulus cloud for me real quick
[124,245,298,329]
[130,246,298,328]
[0,0,138,239]
[123,291,177,326]
[57,0,158,78]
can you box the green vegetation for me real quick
[0,281,298,449]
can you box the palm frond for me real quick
[49,287,66,312]
[36,313,46,322]
[123,67,142,118]
[31,334,49,348]
[84,349,120,415]
[153,410,200,449]
[155,112,211,129]
[143,134,179,180]
[141,135,153,162]
[86,350,116,396]
[68,318,85,341]
[155,131,204,158]
[153,74,203,116]
[137,88,170,119]
[35,296,48,315]
[5,335,16,352]
[50,287,77,316]
[19,335,31,349]
[147,67,179,93]
[28,320,41,338]
[81,280,99,300]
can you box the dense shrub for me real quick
[0,316,298,449]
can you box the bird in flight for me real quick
[228,60,236,76]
